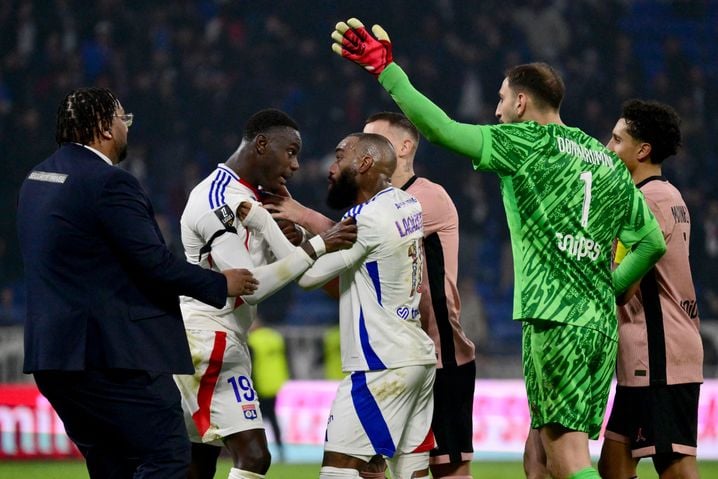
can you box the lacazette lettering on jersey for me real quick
[395,211,423,238]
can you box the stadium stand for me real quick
[0,0,716,378]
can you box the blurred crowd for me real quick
[1,0,716,355]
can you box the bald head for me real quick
[350,132,397,177]
[327,133,397,210]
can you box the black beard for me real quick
[117,143,128,163]
[326,169,358,210]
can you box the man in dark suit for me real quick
[16,87,258,479]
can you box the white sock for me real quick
[228,467,265,479]
[319,466,361,478]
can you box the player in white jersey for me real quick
[294,133,437,479]
[174,109,357,479]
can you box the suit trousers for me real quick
[34,369,191,479]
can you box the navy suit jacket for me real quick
[18,144,227,374]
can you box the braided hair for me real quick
[55,88,119,146]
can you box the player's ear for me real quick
[516,92,528,117]
[637,142,652,162]
[358,155,374,173]
[255,134,268,155]
[401,138,413,155]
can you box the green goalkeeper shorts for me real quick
[522,319,617,439]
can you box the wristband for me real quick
[309,235,327,257]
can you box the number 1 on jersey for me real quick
[579,171,592,228]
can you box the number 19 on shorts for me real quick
[228,375,259,420]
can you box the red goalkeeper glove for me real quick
[331,18,393,77]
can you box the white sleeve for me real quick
[210,230,321,305]
[195,208,252,268]
[297,239,368,289]
[241,201,296,259]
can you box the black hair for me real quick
[243,108,299,140]
[505,62,565,111]
[621,99,682,163]
[55,88,119,146]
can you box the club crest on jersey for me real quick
[213,205,235,228]
[242,404,258,420]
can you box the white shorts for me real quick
[174,329,264,445]
[324,364,436,459]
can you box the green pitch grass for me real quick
[2,459,718,478]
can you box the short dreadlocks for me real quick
[55,88,119,146]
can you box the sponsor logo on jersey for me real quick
[394,196,418,209]
[555,232,601,261]
[396,306,420,320]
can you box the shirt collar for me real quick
[635,175,667,189]
[76,143,113,166]
[399,175,419,191]
[217,163,262,200]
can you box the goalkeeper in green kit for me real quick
[331,18,667,479]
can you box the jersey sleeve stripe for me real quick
[208,171,229,209]
[218,172,231,207]
[217,164,239,181]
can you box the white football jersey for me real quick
[299,187,436,371]
[179,164,268,336]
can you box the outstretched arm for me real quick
[239,200,303,259]
[331,18,484,160]
[297,241,367,290]
[211,204,357,305]
[379,64,484,159]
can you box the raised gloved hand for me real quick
[331,18,393,77]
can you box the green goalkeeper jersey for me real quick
[379,63,663,340]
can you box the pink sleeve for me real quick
[300,208,335,234]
